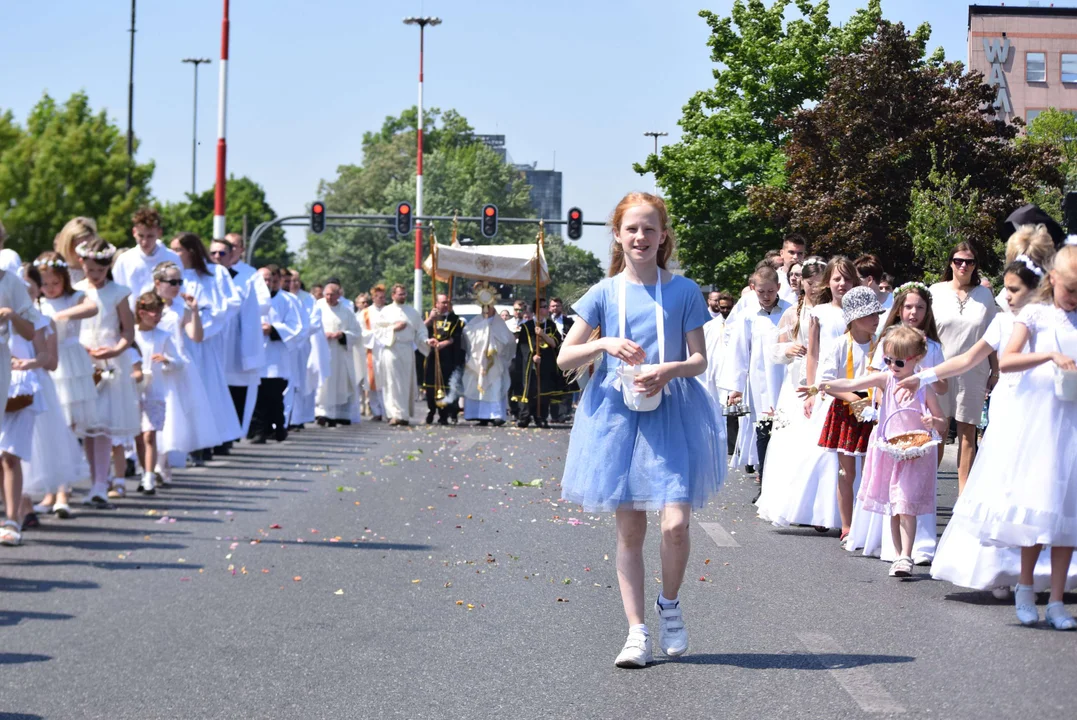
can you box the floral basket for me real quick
[873,406,940,462]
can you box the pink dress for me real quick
[858,376,937,517]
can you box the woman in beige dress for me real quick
[929,241,999,495]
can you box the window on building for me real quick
[1063,54,1077,83]
[1025,109,1042,124]
[1027,52,1047,82]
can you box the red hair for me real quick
[607,192,676,277]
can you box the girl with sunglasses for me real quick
[843,282,948,563]
[800,326,945,578]
[930,242,999,496]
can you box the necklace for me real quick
[954,284,972,315]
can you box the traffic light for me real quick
[396,201,413,236]
[481,204,498,238]
[310,201,326,234]
[567,207,583,240]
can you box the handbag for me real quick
[5,395,32,413]
[614,271,667,412]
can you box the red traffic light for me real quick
[399,204,411,214]
[312,203,324,213]
[570,210,580,220]
[484,206,495,217]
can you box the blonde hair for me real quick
[55,216,98,265]
[607,192,676,277]
[882,325,928,360]
[1006,223,1055,267]
[1039,244,1077,303]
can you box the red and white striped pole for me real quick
[213,0,230,240]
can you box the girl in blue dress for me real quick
[559,192,725,668]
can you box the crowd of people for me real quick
[0,207,589,547]
[554,192,1076,669]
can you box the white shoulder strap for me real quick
[618,270,665,365]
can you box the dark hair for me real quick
[79,236,115,281]
[1003,257,1046,292]
[550,297,564,305]
[532,296,549,313]
[173,232,212,277]
[136,291,165,313]
[131,206,161,229]
[792,256,828,338]
[942,241,982,286]
[881,272,895,286]
[209,238,234,251]
[34,251,75,296]
[783,234,807,248]
[854,254,885,283]
[763,249,781,262]
[324,276,342,287]
[717,291,735,303]
[263,264,281,277]
[21,262,42,291]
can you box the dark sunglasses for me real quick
[951,257,976,267]
[882,356,914,368]
[209,250,230,257]
[161,278,183,287]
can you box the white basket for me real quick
[618,364,662,412]
[873,406,940,462]
[1055,367,1077,402]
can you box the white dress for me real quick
[75,280,140,438]
[158,296,221,454]
[932,313,1077,590]
[1,328,45,460]
[965,304,1077,549]
[930,283,997,424]
[758,303,854,529]
[39,292,98,435]
[844,337,946,562]
[183,267,242,446]
[22,322,88,495]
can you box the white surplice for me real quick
[462,313,515,419]
[225,261,271,436]
[372,302,429,421]
[292,288,328,425]
[113,243,182,309]
[315,298,363,422]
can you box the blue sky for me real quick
[1,1,991,264]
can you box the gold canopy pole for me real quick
[535,220,545,402]
[430,228,445,404]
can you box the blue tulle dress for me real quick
[560,273,726,512]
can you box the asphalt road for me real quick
[2,419,1075,720]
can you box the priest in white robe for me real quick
[371,283,429,426]
[250,265,303,443]
[315,279,363,425]
[220,234,270,441]
[290,270,328,427]
[462,301,515,425]
[358,285,388,420]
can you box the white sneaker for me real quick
[655,600,689,657]
[138,472,156,495]
[83,483,111,507]
[614,630,653,668]
[1015,584,1039,626]
[889,557,913,578]
[0,521,22,546]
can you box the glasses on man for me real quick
[951,257,976,268]
[210,250,229,258]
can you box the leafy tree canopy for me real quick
[157,176,292,267]
[639,0,887,290]
[0,92,154,255]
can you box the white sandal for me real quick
[0,520,23,547]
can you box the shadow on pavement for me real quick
[656,652,914,669]
[0,653,51,666]
[270,539,433,552]
[0,713,45,719]
[0,577,99,593]
[945,590,1077,605]
[0,610,74,627]
[3,558,202,572]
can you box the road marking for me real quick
[796,633,906,715]
[699,522,740,548]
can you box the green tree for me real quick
[0,92,154,255]
[638,0,885,289]
[748,21,1063,279]
[1018,108,1077,223]
[302,107,601,300]
[907,149,985,284]
[157,176,292,266]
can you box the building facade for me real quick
[476,135,562,224]
[968,4,1077,124]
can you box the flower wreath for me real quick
[894,281,931,299]
[33,258,68,269]
[76,243,117,261]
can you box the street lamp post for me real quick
[125,0,137,192]
[643,131,668,194]
[403,15,441,311]
[182,58,211,196]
